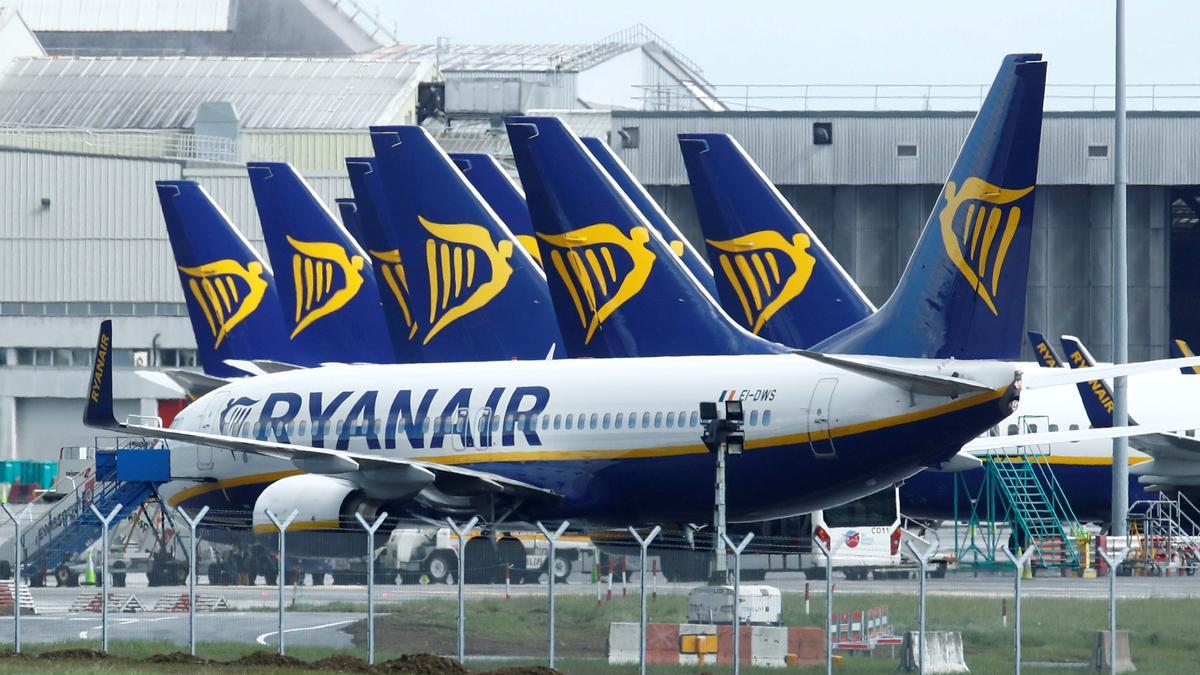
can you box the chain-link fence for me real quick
[0,503,1194,672]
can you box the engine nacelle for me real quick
[252,474,388,557]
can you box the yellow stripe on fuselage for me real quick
[167,469,303,507]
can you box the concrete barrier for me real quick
[607,622,641,665]
[899,631,970,673]
[1092,630,1136,673]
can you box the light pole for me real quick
[700,400,745,584]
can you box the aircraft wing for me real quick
[86,322,557,503]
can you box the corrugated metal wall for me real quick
[648,183,1169,362]
[0,149,182,302]
[444,71,577,114]
[613,112,1200,186]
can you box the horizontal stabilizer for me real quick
[791,350,998,398]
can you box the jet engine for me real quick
[252,474,390,556]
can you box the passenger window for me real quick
[603,413,611,429]
[565,414,573,430]
[689,411,699,427]
[1069,424,1079,431]
[749,410,759,426]
[642,412,651,428]
[615,413,623,428]
[541,415,550,431]
[492,416,502,432]
[1188,429,1196,438]
[504,414,515,432]
[553,414,562,430]
[665,412,675,428]
[654,412,663,428]
[1007,424,1018,435]
[335,420,344,435]
[432,417,442,434]
[628,412,637,428]
[298,420,307,436]
[1049,424,1059,432]
[762,410,771,426]
[1027,424,1038,433]
[678,411,686,426]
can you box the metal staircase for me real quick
[954,416,1081,569]
[5,441,169,583]
[1126,492,1200,575]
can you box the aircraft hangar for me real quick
[0,0,1197,461]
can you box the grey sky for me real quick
[379,1,1190,86]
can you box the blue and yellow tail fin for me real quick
[506,116,782,357]
[815,54,1047,360]
[1171,339,1200,375]
[678,133,875,348]
[1027,330,1065,368]
[246,162,397,364]
[156,180,299,376]
[1059,335,1124,428]
[367,126,564,361]
[579,136,719,299]
[450,153,543,267]
[343,157,426,360]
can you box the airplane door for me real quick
[451,409,472,451]
[197,407,216,470]
[807,378,838,458]
[475,408,494,449]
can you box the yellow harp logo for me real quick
[938,177,1034,316]
[705,231,816,334]
[367,249,420,340]
[287,236,366,338]
[538,224,656,344]
[421,215,515,344]
[178,259,269,349]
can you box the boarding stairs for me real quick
[1126,492,1200,575]
[2,438,170,582]
[955,416,1082,569]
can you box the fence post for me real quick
[1002,545,1037,674]
[536,521,570,669]
[1097,548,1128,675]
[176,506,209,657]
[355,511,389,666]
[0,504,27,653]
[628,526,661,675]
[722,532,755,675]
[264,509,297,656]
[446,516,479,664]
[904,540,939,675]
[813,537,834,675]
[89,503,122,653]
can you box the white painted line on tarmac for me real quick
[255,619,356,646]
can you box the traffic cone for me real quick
[84,551,96,586]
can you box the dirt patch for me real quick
[146,651,214,665]
[480,668,563,675]
[373,653,470,674]
[311,653,369,671]
[39,648,110,660]
[236,651,311,668]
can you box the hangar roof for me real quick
[2,0,233,32]
[0,56,434,129]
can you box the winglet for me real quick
[84,320,119,429]
[1172,339,1200,375]
[1027,330,1065,368]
